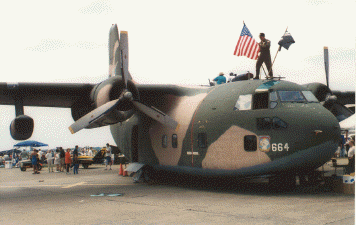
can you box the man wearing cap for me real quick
[213,72,227,85]
[255,33,273,79]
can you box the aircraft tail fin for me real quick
[108,24,133,81]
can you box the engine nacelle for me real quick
[10,115,34,140]
[71,96,95,122]
[71,76,139,125]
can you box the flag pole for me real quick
[268,26,288,76]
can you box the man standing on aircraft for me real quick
[213,72,227,85]
[255,33,273,79]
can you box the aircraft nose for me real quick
[312,107,340,145]
[296,106,340,166]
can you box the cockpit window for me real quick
[278,91,306,102]
[301,91,319,103]
[269,91,278,109]
[269,91,278,101]
[234,94,252,111]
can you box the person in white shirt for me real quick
[347,140,355,158]
[105,143,112,170]
[45,150,54,173]
[54,150,61,172]
[88,148,93,157]
[346,139,355,174]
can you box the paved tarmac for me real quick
[0,162,354,225]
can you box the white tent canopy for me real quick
[340,114,356,131]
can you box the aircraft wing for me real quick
[0,82,94,108]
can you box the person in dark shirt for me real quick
[255,33,273,79]
[73,145,79,174]
[59,147,65,172]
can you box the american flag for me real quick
[233,24,259,60]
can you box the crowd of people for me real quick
[0,144,115,175]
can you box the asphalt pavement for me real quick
[0,163,354,225]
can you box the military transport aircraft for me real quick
[0,24,352,184]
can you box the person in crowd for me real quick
[346,139,355,174]
[31,149,39,174]
[54,149,61,172]
[73,145,79,158]
[59,147,65,172]
[73,151,79,175]
[4,154,10,161]
[65,148,72,174]
[41,151,46,164]
[13,154,20,167]
[105,143,112,170]
[20,149,29,160]
[72,145,79,175]
[46,150,54,173]
[88,148,93,157]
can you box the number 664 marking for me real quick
[271,143,289,151]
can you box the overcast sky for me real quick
[0,0,355,149]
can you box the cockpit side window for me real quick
[301,91,319,103]
[253,92,269,110]
[234,94,252,111]
[269,91,278,109]
[278,91,306,102]
[269,91,278,101]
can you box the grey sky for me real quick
[0,0,355,149]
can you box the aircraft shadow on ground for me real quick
[143,171,349,197]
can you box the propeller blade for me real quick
[108,24,121,78]
[119,31,131,87]
[133,101,180,131]
[69,98,122,134]
[324,46,329,88]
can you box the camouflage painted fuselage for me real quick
[111,80,340,177]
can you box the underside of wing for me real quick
[0,82,94,108]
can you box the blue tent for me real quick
[14,140,48,147]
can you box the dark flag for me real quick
[278,31,295,51]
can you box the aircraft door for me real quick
[190,121,209,167]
